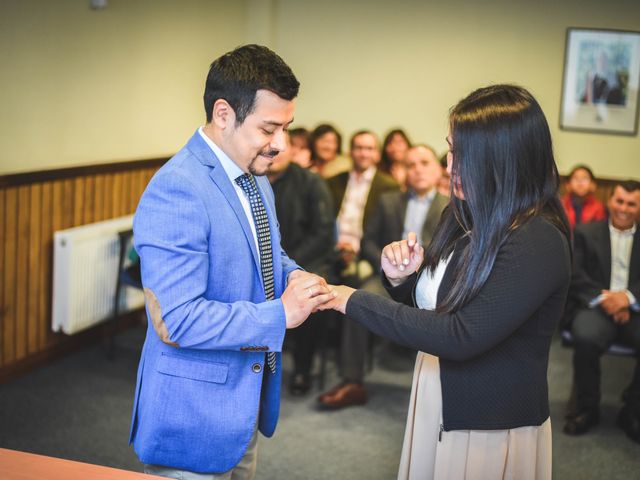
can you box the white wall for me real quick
[1,0,639,178]
[0,0,247,174]
[271,0,640,179]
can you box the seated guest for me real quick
[564,180,640,443]
[379,129,412,188]
[267,132,336,395]
[288,127,312,168]
[437,153,451,197]
[561,164,607,229]
[318,130,398,408]
[361,144,449,287]
[309,123,351,178]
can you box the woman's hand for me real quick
[381,232,424,287]
[316,285,356,314]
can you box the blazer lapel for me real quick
[596,222,612,286]
[421,194,445,247]
[629,228,640,282]
[396,193,409,239]
[186,132,261,275]
[363,173,381,224]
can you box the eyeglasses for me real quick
[445,137,454,155]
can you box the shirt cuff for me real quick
[625,290,640,312]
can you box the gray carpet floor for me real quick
[0,322,638,479]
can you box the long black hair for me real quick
[379,129,412,174]
[424,84,570,313]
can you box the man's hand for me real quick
[599,290,630,316]
[282,271,335,329]
[381,232,424,287]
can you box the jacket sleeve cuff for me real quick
[625,290,640,312]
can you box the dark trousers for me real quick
[571,307,640,411]
[291,311,321,375]
[339,275,389,383]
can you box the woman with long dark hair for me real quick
[321,85,571,479]
[380,129,412,187]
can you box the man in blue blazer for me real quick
[130,45,335,479]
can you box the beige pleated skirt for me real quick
[398,352,552,480]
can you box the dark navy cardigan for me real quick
[346,216,571,431]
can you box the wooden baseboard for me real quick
[0,310,145,384]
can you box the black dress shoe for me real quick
[617,404,640,444]
[289,373,311,396]
[563,410,600,435]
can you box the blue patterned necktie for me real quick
[235,173,277,374]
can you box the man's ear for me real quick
[212,99,236,129]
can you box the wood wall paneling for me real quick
[15,186,31,361]
[83,176,95,225]
[0,159,165,382]
[3,188,17,365]
[28,184,41,355]
[0,189,5,365]
[103,173,114,219]
[73,177,85,226]
[63,179,75,229]
[39,182,52,350]
[95,174,105,223]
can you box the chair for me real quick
[107,229,143,359]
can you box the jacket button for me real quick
[252,363,262,373]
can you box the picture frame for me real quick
[560,27,640,136]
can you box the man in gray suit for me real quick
[318,144,448,408]
[361,145,449,282]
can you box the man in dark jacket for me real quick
[318,130,399,408]
[268,131,336,395]
[564,180,640,443]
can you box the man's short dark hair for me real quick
[412,143,439,160]
[613,180,640,195]
[203,44,299,125]
[349,130,377,150]
[288,127,309,144]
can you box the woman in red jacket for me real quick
[561,164,607,229]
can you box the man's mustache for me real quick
[260,149,280,158]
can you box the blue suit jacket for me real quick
[129,130,299,473]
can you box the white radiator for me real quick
[52,215,145,335]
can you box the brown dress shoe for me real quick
[317,382,367,409]
[563,409,600,435]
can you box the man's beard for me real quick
[248,148,279,176]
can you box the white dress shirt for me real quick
[337,166,377,253]
[198,127,259,254]
[403,189,436,245]
[609,221,637,305]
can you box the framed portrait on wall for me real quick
[560,28,640,136]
